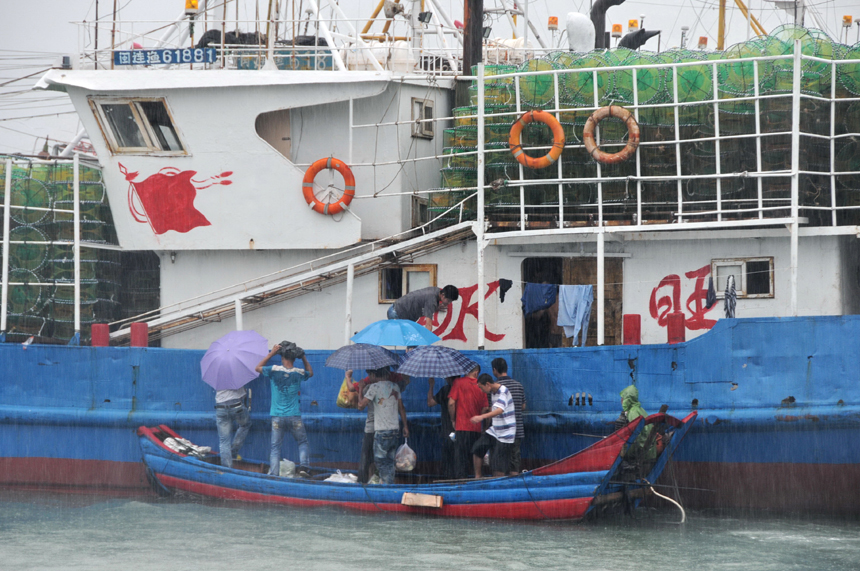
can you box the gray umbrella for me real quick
[325,343,400,371]
[396,345,477,378]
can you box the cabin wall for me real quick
[291,82,449,241]
[622,233,850,344]
[161,239,486,350]
[62,75,392,251]
[160,232,858,351]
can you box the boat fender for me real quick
[508,110,566,169]
[301,157,356,215]
[582,105,640,164]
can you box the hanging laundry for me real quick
[706,276,717,310]
[498,279,513,303]
[521,283,557,315]
[724,275,736,318]
[557,285,593,347]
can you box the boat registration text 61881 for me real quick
[113,48,216,66]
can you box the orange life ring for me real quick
[302,157,355,215]
[582,105,640,164]
[508,110,566,170]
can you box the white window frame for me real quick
[411,195,428,228]
[411,97,434,139]
[378,264,437,304]
[711,257,774,299]
[89,97,188,156]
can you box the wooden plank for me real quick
[401,492,443,508]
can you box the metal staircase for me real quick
[109,222,476,343]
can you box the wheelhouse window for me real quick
[411,98,434,139]
[90,98,186,155]
[711,257,774,298]
[379,264,437,303]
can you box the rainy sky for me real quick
[1,0,858,154]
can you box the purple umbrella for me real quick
[200,330,269,390]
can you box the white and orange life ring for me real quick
[302,157,355,215]
[582,105,640,164]
[508,110,566,170]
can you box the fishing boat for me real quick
[137,411,696,520]
[2,0,860,514]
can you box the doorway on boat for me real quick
[521,257,623,348]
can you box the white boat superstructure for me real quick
[6,2,860,351]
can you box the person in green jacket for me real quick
[616,385,657,466]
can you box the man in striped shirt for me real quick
[492,357,526,475]
[469,373,516,478]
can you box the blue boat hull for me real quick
[1,315,858,511]
[137,414,693,520]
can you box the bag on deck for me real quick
[395,439,417,472]
[336,377,358,409]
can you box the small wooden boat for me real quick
[138,411,697,521]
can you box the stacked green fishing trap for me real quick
[430,25,860,228]
[0,159,156,343]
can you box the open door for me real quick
[521,257,623,348]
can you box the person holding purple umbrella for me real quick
[256,341,314,478]
[201,330,270,470]
[215,387,251,469]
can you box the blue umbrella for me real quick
[351,319,441,347]
[200,330,268,390]
[325,343,401,371]
[396,345,477,378]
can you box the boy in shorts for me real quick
[469,373,515,478]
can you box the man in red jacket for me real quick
[447,365,485,479]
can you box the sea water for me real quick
[1,490,858,571]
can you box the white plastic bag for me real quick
[279,459,296,477]
[324,470,359,483]
[395,439,417,472]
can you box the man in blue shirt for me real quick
[256,342,314,477]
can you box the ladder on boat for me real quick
[109,222,476,343]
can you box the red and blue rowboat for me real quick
[137,412,696,521]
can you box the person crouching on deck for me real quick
[358,367,409,484]
[256,342,314,478]
[470,373,516,478]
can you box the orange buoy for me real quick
[508,110,566,169]
[582,105,640,164]
[302,157,355,215]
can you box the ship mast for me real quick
[718,0,726,49]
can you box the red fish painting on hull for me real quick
[120,163,232,235]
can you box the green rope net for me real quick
[443,28,860,231]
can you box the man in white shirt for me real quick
[358,367,409,484]
[469,373,516,478]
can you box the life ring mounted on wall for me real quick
[582,105,640,164]
[302,157,355,215]
[508,110,566,170]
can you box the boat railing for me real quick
[69,9,565,76]
[424,44,860,237]
[0,154,116,345]
[70,14,480,76]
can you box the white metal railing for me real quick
[72,8,467,76]
[440,43,860,237]
[1,155,93,344]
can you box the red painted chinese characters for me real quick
[649,264,718,332]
